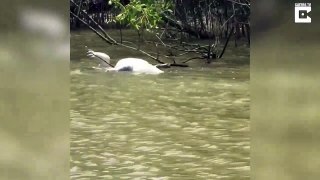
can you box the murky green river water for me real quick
[70,31,250,179]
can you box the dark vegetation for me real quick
[70,0,250,66]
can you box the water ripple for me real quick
[71,61,249,179]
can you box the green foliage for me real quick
[109,0,172,32]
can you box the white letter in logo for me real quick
[295,3,311,23]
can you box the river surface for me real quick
[70,30,250,179]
